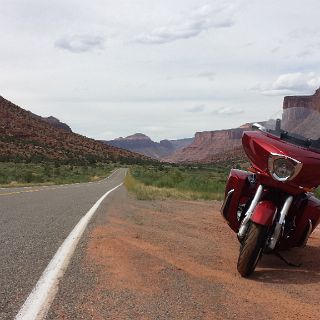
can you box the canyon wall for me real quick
[165,128,246,164]
[283,88,320,111]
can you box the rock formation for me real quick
[282,88,320,139]
[283,88,320,112]
[105,134,193,160]
[165,127,246,164]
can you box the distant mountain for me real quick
[0,96,150,164]
[104,133,193,160]
[168,138,194,150]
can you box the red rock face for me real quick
[282,88,320,139]
[165,128,247,164]
[283,88,320,112]
[0,96,149,164]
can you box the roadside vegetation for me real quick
[124,163,320,201]
[125,165,230,201]
[0,162,117,187]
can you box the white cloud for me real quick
[55,34,104,53]
[212,107,244,115]
[166,71,215,82]
[260,72,320,96]
[196,72,216,81]
[135,3,235,44]
[3,0,320,141]
[185,104,205,112]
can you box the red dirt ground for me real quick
[51,190,320,319]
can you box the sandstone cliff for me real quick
[282,88,320,139]
[165,127,246,164]
[283,88,320,111]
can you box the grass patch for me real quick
[0,162,116,187]
[125,165,228,200]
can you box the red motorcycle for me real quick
[221,107,320,277]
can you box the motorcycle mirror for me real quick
[275,119,281,133]
[252,123,267,132]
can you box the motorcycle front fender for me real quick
[251,201,277,226]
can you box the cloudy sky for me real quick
[1,0,320,141]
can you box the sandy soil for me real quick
[50,189,320,319]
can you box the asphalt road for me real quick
[0,168,126,320]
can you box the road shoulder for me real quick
[47,187,320,320]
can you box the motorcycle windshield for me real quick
[264,107,320,151]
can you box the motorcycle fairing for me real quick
[251,200,277,226]
[242,131,320,191]
[279,194,320,249]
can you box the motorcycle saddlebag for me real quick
[220,169,255,232]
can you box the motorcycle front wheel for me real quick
[237,222,268,277]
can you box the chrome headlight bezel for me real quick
[268,153,302,182]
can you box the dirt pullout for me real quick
[49,188,320,319]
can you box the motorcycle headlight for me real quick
[268,154,302,181]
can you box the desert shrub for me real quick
[0,162,116,187]
[128,164,228,200]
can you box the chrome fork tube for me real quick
[278,196,293,225]
[237,185,264,240]
[268,195,293,250]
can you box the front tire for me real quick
[237,222,267,277]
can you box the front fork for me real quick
[268,196,293,250]
[237,184,293,250]
[237,185,264,240]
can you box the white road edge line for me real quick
[15,182,123,320]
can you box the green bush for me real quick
[129,164,228,200]
[0,162,116,186]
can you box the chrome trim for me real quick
[252,123,267,132]
[268,195,293,250]
[279,196,293,225]
[268,153,303,182]
[237,185,264,240]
